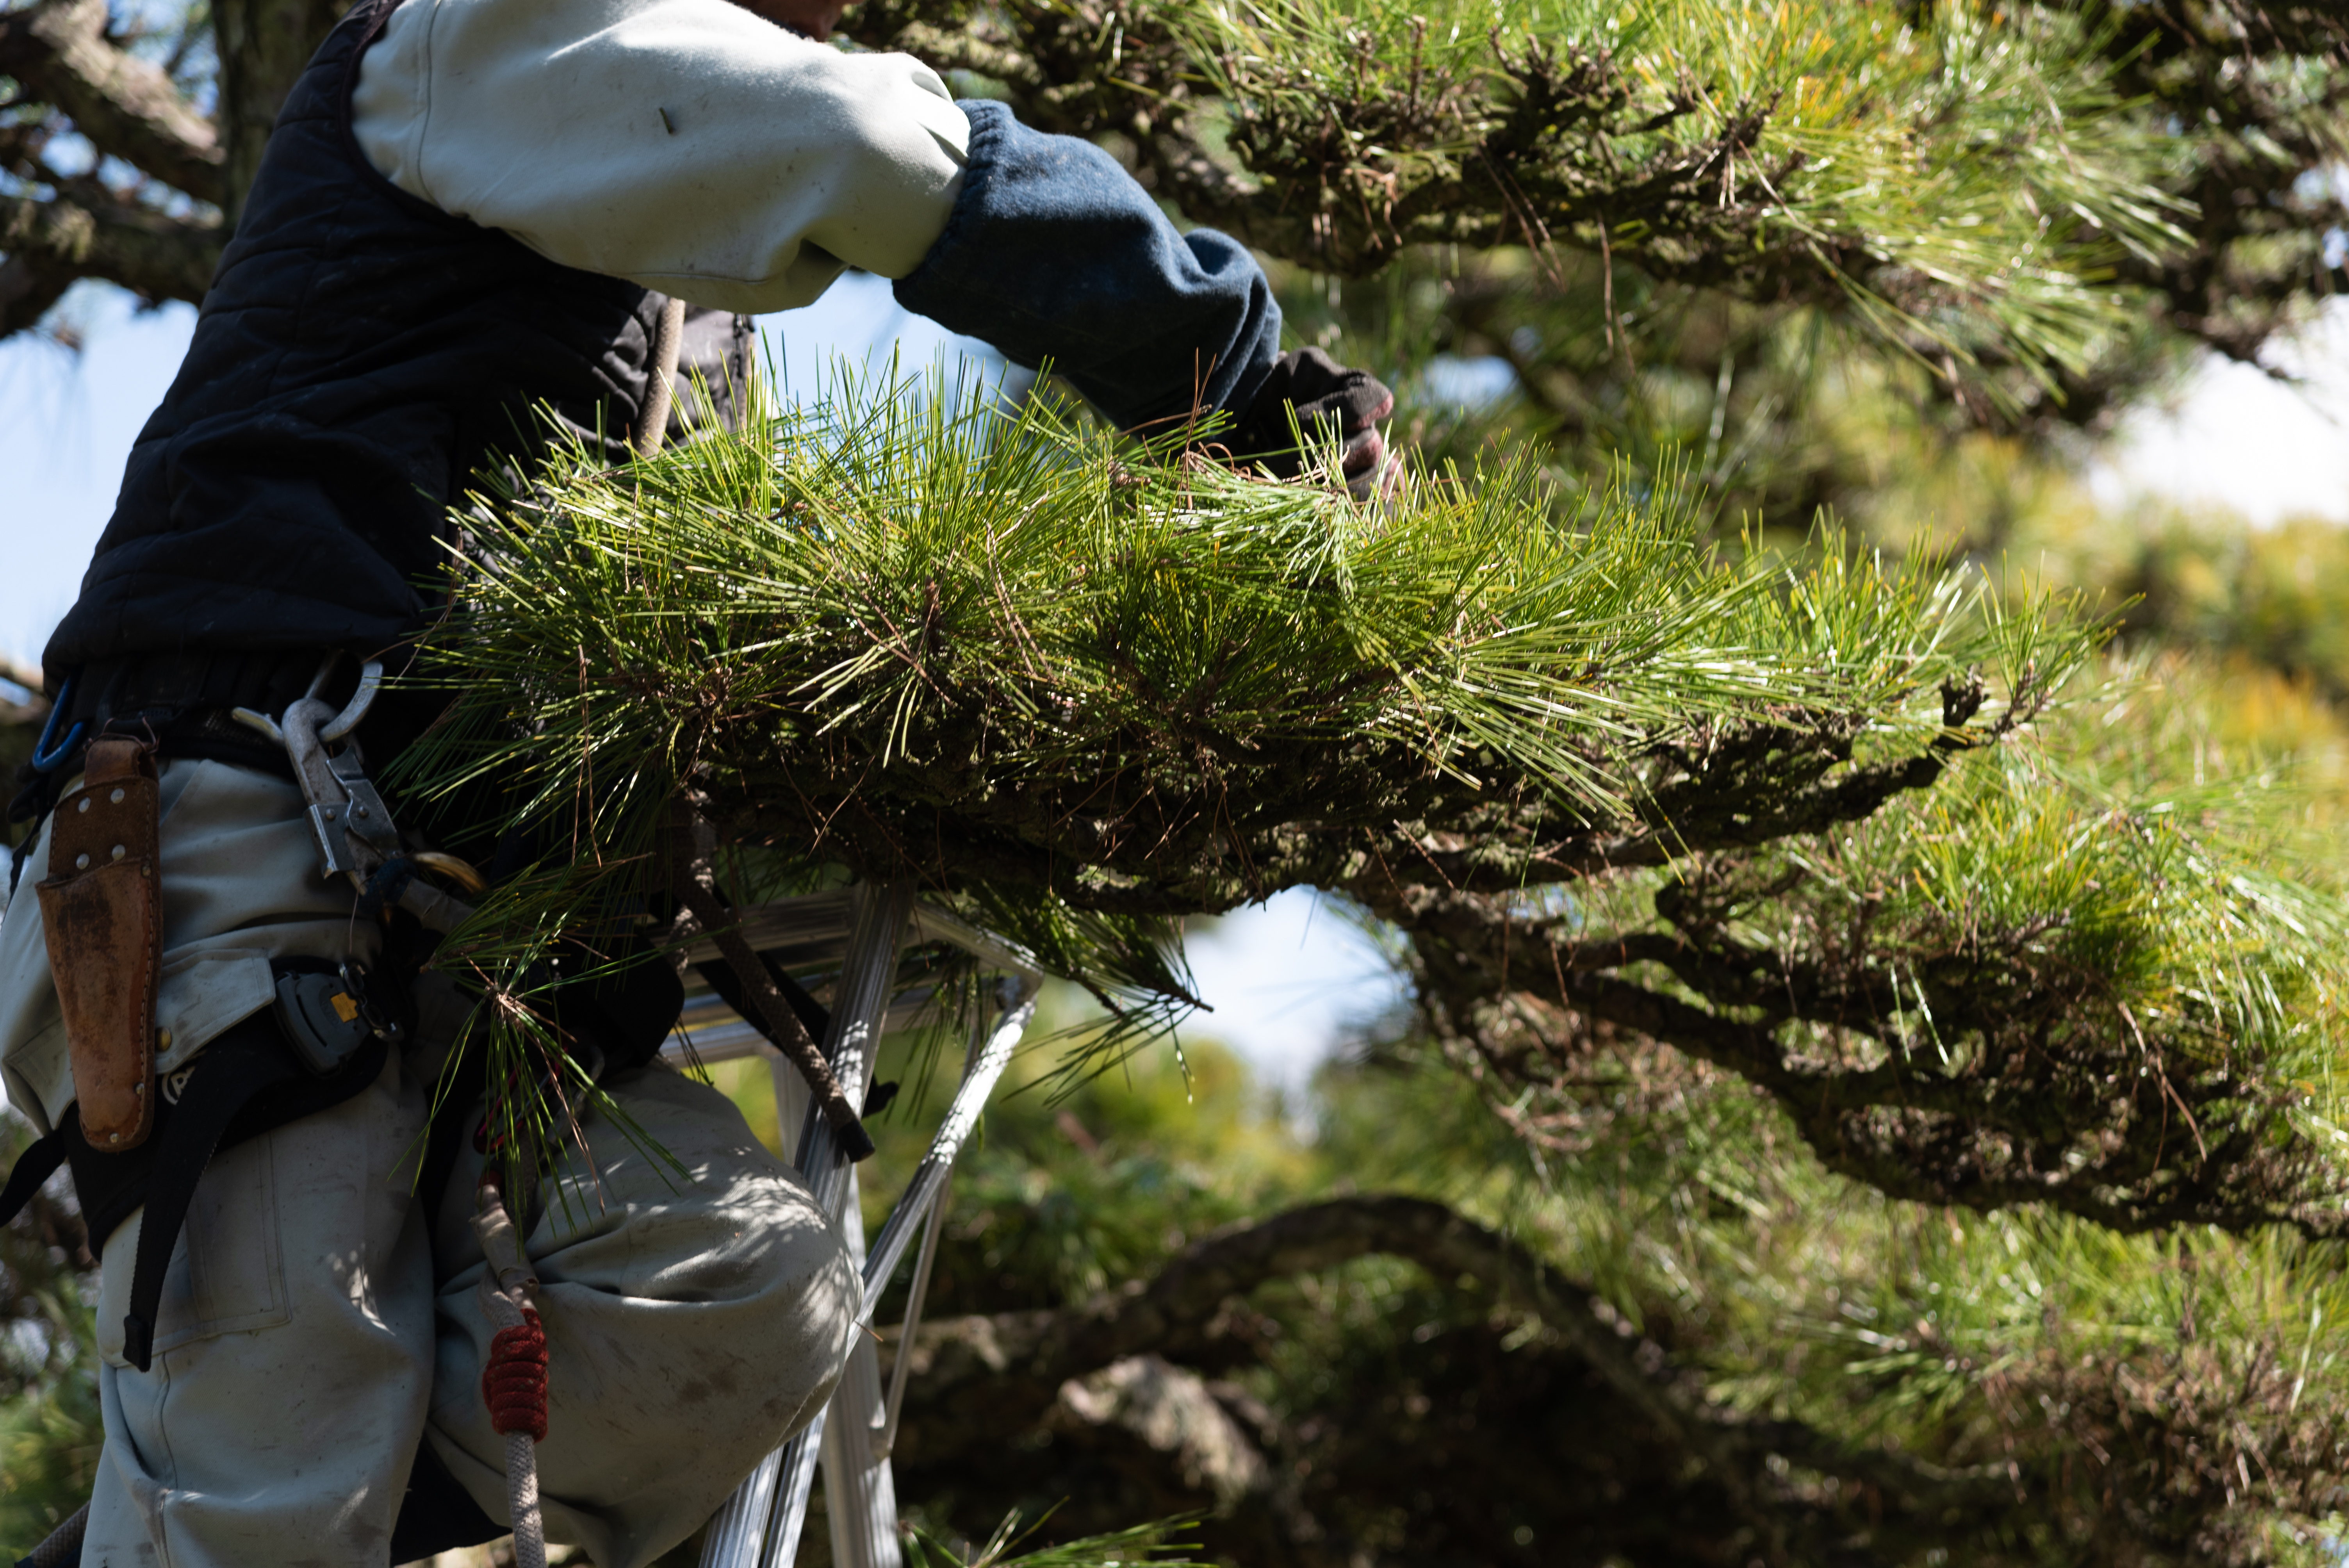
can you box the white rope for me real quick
[503,1427,545,1568]
[475,1182,549,1568]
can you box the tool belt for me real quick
[2,650,681,1378]
[7,648,451,864]
[1,654,422,1371]
[10,650,338,879]
[0,948,675,1373]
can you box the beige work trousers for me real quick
[0,762,857,1568]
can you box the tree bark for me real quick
[212,0,346,232]
[0,0,223,204]
[0,178,221,330]
[0,0,340,334]
[883,1194,2051,1565]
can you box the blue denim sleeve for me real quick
[893,100,1282,437]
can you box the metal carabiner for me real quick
[231,656,381,754]
[28,674,85,775]
[321,659,382,743]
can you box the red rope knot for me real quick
[483,1306,548,1443]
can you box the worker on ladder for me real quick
[0,0,1394,1563]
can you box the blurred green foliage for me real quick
[706,875,2349,1563]
[0,1119,99,1560]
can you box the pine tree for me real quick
[7,4,2349,1564]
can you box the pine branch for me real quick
[884,1187,2349,1560]
[403,383,2079,915]
[2018,2,2347,375]
[1387,731,2349,1237]
[857,0,2200,395]
[0,655,46,731]
[426,382,2349,1239]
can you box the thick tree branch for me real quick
[1397,879,2338,1237]
[713,690,2009,921]
[896,1197,1723,1458]
[210,0,343,228]
[0,0,224,204]
[0,654,46,729]
[0,178,219,331]
[890,20,1048,94]
[887,1197,2345,1560]
[891,1194,2021,1550]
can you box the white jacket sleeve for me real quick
[351,0,970,313]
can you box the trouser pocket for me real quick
[95,1135,289,1367]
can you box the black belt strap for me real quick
[119,1026,298,1370]
[0,1010,389,1373]
[119,1023,390,1371]
[14,1501,85,1568]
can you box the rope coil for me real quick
[484,1308,549,1442]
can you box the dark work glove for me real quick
[1220,347,1397,500]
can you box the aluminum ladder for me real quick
[666,884,1041,1568]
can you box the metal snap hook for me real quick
[321,659,384,743]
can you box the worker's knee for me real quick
[435,1060,856,1319]
[573,1060,857,1314]
[427,1064,859,1564]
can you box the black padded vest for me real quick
[42,0,663,679]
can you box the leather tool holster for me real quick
[37,736,163,1151]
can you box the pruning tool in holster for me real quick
[0,656,494,1374]
[33,735,166,1151]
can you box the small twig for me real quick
[668,799,874,1159]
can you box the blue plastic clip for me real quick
[29,675,84,775]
